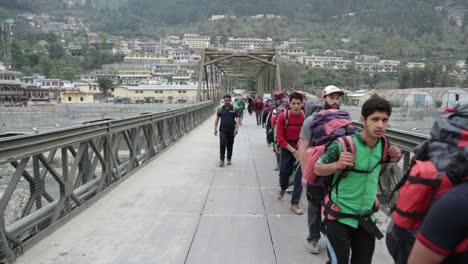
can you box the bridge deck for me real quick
[16,114,393,264]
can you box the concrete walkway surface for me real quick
[16,114,393,264]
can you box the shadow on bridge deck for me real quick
[16,114,394,264]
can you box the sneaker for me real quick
[291,204,303,215]
[227,160,232,165]
[286,185,294,193]
[277,189,286,200]
[306,241,320,254]
[219,160,224,167]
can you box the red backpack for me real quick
[392,106,468,230]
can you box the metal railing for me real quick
[0,102,214,263]
[353,122,429,212]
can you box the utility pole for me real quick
[0,19,14,69]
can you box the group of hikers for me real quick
[214,85,467,264]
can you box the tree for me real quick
[98,77,114,94]
[11,39,24,70]
[46,33,65,60]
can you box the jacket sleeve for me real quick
[276,112,288,149]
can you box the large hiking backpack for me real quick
[302,109,357,184]
[391,105,468,231]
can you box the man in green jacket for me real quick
[315,97,402,264]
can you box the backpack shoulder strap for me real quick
[337,136,355,156]
[284,109,289,128]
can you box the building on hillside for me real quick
[149,64,184,77]
[74,82,100,94]
[355,60,400,73]
[173,49,190,63]
[0,63,24,106]
[60,90,94,104]
[351,87,468,107]
[446,8,468,27]
[116,67,152,85]
[407,62,426,69]
[226,37,273,51]
[277,48,307,59]
[456,60,466,69]
[20,74,51,99]
[123,54,173,64]
[183,34,210,49]
[160,35,183,47]
[209,15,237,21]
[301,56,351,70]
[355,55,380,63]
[67,45,85,57]
[113,83,199,103]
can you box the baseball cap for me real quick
[322,85,344,98]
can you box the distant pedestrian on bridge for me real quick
[234,98,246,126]
[215,95,240,167]
[253,96,264,126]
[276,92,305,215]
[315,97,402,264]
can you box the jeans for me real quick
[255,112,262,125]
[307,184,325,242]
[219,130,235,161]
[279,148,303,205]
[326,220,375,264]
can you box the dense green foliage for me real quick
[10,30,122,79]
[1,0,467,87]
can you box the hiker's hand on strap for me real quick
[389,145,402,162]
[336,152,354,170]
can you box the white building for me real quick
[183,34,210,49]
[74,82,100,94]
[355,60,400,73]
[456,60,466,69]
[407,62,426,69]
[113,83,199,103]
[355,55,380,63]
[173,49,190,63]
[301,56,351,70]
[226,37,273,51]
[160,35,183,47]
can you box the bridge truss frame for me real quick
[0,102,213,262]
[196,49,281,102]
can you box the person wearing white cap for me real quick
[321,85,344,109]
[298,85,345,255]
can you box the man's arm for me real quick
[298,139,309,181]
[214,116,219,136]
[234,116,240,135]
[408,240,445,264]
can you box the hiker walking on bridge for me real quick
[276,92,305,215]
[315,97,402,264]
[298,85,345,254]
[215,95,240,167]
[254,96,264,126]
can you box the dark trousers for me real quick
[326,220,375,264]
[307,184,324,242]
[255,112,262,125]
[386,221,416,264]
[219,130,235,161]
[279,148,303,205]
